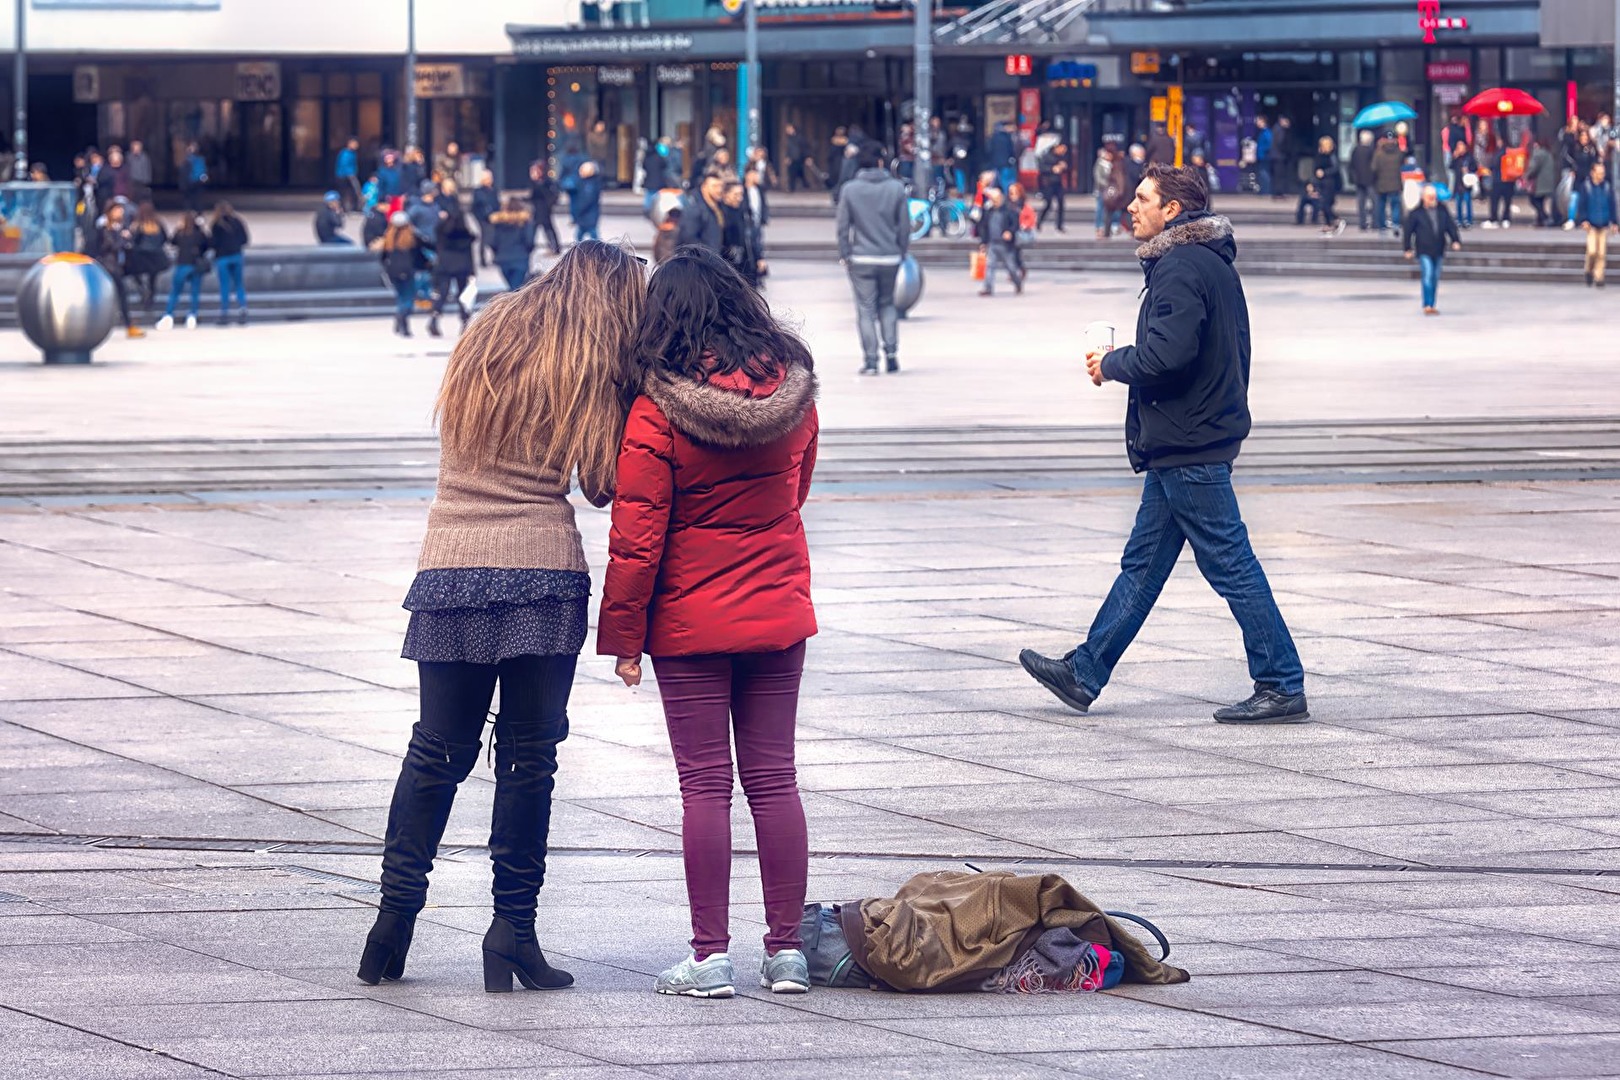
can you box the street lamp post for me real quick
[405,0,419,150]
[13,0,26,180]
[742,0,761,155]
[913,0,932,190]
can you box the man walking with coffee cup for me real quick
[1020,163,1308,725]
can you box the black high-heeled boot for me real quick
[483,715,571,992]
[359,723,481,985]
[482,917,573,992]
[357,910,414,985]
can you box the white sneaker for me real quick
[1563,221,1575,231]
[1482,221,1498,230]
[760,949,811,994]
[184,315,197,330]
[1502,220,1511,229]
[155,315,173,331]
[655,953,735,998]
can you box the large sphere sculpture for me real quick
[18,253,121,365]
[895,254,925,317]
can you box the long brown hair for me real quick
[435,240,646,502]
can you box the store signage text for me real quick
[598,66,637,87]
[234,61,281,102]
[415,63,467,99]
[515,34,695,58]
[1130,51,1160,75]
[1417,1,1467,44]
[1005,54,1033,77]
[1425,60,1470,82]
[657,64,695,85]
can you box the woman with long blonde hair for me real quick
[359,240,647,993]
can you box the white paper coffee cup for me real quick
[1084,321,1115,357]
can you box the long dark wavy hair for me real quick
[633,245,812,389]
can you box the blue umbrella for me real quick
[1353,101,1419,130]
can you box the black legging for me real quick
[417,655,573,744]
[111,270,133,327]
[1490,186,1513,223]
[537,212,561,255]
[432,272,471,321]
[1039,182,1066,230]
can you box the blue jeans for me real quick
[1418,253,1440,309]
[1378,193,1402,230]
[392,278,415,316]
[1258,165,1273,196]
[1068,462,1304,698]
[1094,194,1120,233]
[953,166,970,196]
[1454,189,1473,226]
[216,253,246,315]
[164,264,202,318]
[1568,188,1579,224]
[997,166,1017,191]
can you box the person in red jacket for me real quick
[598,246,819,1000]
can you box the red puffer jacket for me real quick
[597,359,819,659]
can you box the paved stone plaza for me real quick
[2,260,1619,1078]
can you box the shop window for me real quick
[356,72,384,97]
[297,72,323,98]
[1504,48,1564,82]
[1477,48,1502,87]
[291,99,324,187]
[326,72,353,97]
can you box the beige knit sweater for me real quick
[416,452,589,573]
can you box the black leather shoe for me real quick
[1214,689,1310,725]
[1019,649,1095,714]
[885,355,900,374]
[483,918,573,992]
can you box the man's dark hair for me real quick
[856,141,885,170]
[1143,163,1208,215]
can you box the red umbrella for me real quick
[1462,88,1546,117]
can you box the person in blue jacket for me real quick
[336,137,361,210]
[569,160,602,243]
[1577,161,1618,287]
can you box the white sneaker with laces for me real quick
[185,315,197,330]
[760,949,811,994]
[155,315,173,331]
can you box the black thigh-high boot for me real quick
[482,716,573,992]
[358,723,481,984]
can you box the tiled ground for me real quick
[2,478,1618,1078]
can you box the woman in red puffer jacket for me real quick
[599,246,818,1000]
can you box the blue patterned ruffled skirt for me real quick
[401,568,590,664]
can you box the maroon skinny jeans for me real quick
[653,641,808,959]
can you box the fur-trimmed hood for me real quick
[644,362,818,450]
[1135,213,1235,263]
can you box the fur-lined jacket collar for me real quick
[644,362,817,450]
[1134,213,1234,262]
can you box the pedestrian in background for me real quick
[127,202,170,318]
[835,141,909,375]
[434,141,463,187]
[181,143,208,213]
[1403,183,1461,315]
[1527,139,1558,226]
[157,213,210,332]
[600,247,819,1001]
[126,139,153,203]
[1349,130,1377,230]
[359,241,646,992]
[487,197,537,290]
[678,172,727,253]
[209,201,250,326]
[653,206,682,265]
[315,191,351,245]
[1038,138,1069,233]
[782,123,811,193]
[528,160,563,256]
[1449,137,1477,229]
[95,202,144,339]
[1577,161,1617,288]
[1145,122,1175,167]
[1307,136,1344,235]
[376,149,402,201]
[991,121,1020,191]
[379,212,427,337]
[585,121,611,178]
[362,199,390,248]
[1483,141,1514,229]
[1020,163,1307,726]
[950,116,976,196]
[1372,131,1403,232]
[1096,142,1125,239]
[1255,116,1274,196]
[96,146,131,209]
[429,203,477,337]
[472,170,501,269]
[336,138,362,211]
[720,180,761,288]
[1269,116,1294,198]
[977,188,1022,297]
[569,161,603,243]
[400,146,427,197]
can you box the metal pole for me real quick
[13,0,26,180]
[913,0,933,187]
[405,0,418,150]
[743,0,760,155]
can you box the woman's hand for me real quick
[615,656,642,687]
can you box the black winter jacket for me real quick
[486,210,536,267]
[1402,203,1460,260]
[1100,213,1253,472]
[433,212,477,278]
[676,193,726,253]
[210,216,250,258]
